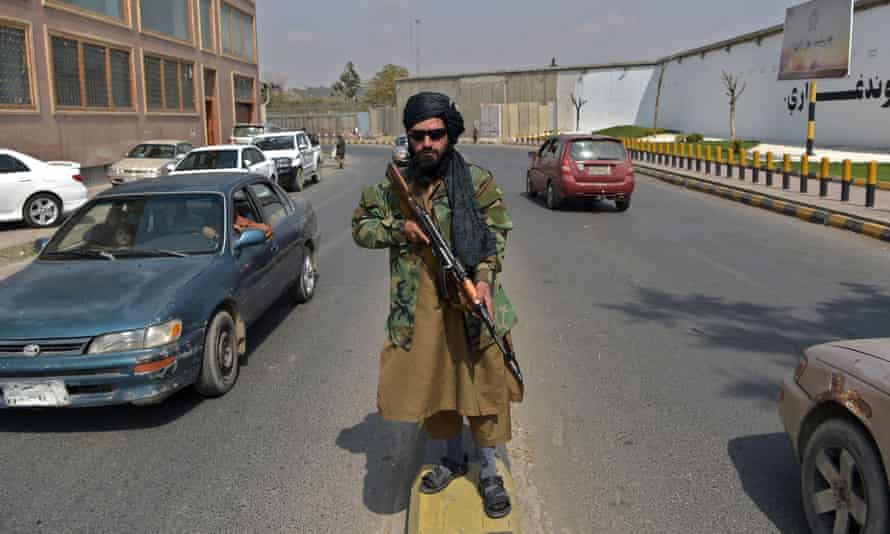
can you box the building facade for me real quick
[0,0,260,168]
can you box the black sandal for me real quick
[420,456,468,494]
[478,476,511,518]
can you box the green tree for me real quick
[365,64,410,106]
[332,61,361,101]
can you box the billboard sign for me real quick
[778,0,853,80]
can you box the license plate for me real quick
[3,381,70,407]
[587,165,611,175]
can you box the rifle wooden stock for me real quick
[385,163,524,392]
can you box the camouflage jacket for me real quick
[351,163,517,350]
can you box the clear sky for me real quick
[256,0,805,88]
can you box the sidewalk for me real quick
[633,153,890,241]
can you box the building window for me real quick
[50,34,134,111]
[221,2,255,62]
[0,23,34,108]
[140,0,192,43]
[199,0,215,51]
[144,54,196,112]
[234,75,254,102]
[233,74,255,122]
[52,0,127,22]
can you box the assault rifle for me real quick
[385,163,524,392]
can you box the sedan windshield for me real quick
[254,136,295,151]
[233,126,263,138]
[176,150,238,170]
[570,140,627,161]
[42,194,225,258]
[127,144,176,159]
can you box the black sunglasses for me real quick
[408,128,447,142]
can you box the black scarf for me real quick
[403,92,497,270]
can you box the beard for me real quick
[409,142,452,186]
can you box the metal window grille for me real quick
[234,76,253,102]
[163,60,180,110]
[180,62,194,111]
[51,36,81,107]
[144,55,162,110]
[83,43,108,107]
[109,48,131,108]
[0,25,31,106]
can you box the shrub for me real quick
[684,133,704,143]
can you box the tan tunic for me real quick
[376,181,513,422]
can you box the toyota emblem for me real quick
[22,344,41,357]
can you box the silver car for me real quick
[108,140,193,185]
[392,134,409,166]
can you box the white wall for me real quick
[556,67,657,132]
[649,4,890,148]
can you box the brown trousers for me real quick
[424,405,512,447]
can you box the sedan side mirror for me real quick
[33,237,49,254]
[164,162,176,173]
[175,153,186,161]
[234,228,266,250]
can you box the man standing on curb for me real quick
[351,92,523,519]
[336,134,347,169]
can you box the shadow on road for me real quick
[336,413,421,516]
[520,191,620,212]
[728,433,809,533]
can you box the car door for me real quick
[247,181,300,299]
[231,186,278,324]
[297,134,316,174]
[242,148,271,179]
[544,138,564,190]
[531,139,551,192]
[0,154,34,218]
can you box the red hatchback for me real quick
[526,134,635,211]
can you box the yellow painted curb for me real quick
[407,458,521,534]
[862,222,886,239]
[795,206,815,222]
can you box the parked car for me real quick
[251,131,320,192]
[229,123,282,145]
[171,145,278,184]
[107,140,194,185]
[392,134,409,166]
[526,134,634,211]
[0,149,88,228]
[0,173,319,408]
[779,338,890,534]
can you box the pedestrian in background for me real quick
[336,134,346,169]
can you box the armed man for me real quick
[352,91,523,518]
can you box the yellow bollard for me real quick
[695,144,703,172]
[752,150,761,183]
[800,154,810,193]
[782,154,791,189]
[866,161,878,207]
[765,151,774,185]
[727,147,736,178]
[841,159,852,201]
[818,157,830,197]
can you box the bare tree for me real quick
[570,92,588,131]
[652,64,667,132]
[721,70,746,141]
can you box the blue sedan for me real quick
[0,173,319,407]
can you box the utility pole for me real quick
[408,18,414,76]
[415,18,421,75]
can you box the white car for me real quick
[169,145,277,183]
[251,131,320,192]
[0,149,88,228]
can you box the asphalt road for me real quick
[2,145,890,533]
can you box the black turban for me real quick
[402,92,496,272]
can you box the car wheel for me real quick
[289,248,318,303]
[526,173,536,198]
[195,310,240,397]
[293,168,304,192]
[313,169,321,184]
[615,197,631,212]
[545,182,560,210]
[23,193,63,228]
[801,418,889,534]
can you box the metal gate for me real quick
[480,104,500,140]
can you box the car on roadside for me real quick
[170,145,278,184]
[392,134,409,166]
[251,131,320,192]
[0,173,320,408]
[0,149,88,228]
[778,338,890,534]
[107,140,194,185]
[526,134,634,211]
[229,123,282,145]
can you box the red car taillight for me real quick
[72,174,83,182]
[561,155,574,180]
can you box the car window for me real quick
[570,140,627,161]
[243,148,263,167]
[249,183,287,227]
[550,138,564,158]
[233,125,263,138]
[537,140,552,158]
[251,148,265,162]
[254,135,295,151]
[177,150,238,170]
[0,154,30,173]
[233,187,261,225]
[176,143,193,155]
[127,144,176,159]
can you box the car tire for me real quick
[801,418,889,534]
[293,168,304,192]
[195,310,240,397]
[545,182,560,210]
[313,169,321,184]
[289,248,318,303]
[526,173,536,198]
[615,197,631,212]
[23,193,62,228]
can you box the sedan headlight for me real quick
[88,319,183,354]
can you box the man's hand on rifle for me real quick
[405,220,430,244]
[475,280,493,318]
